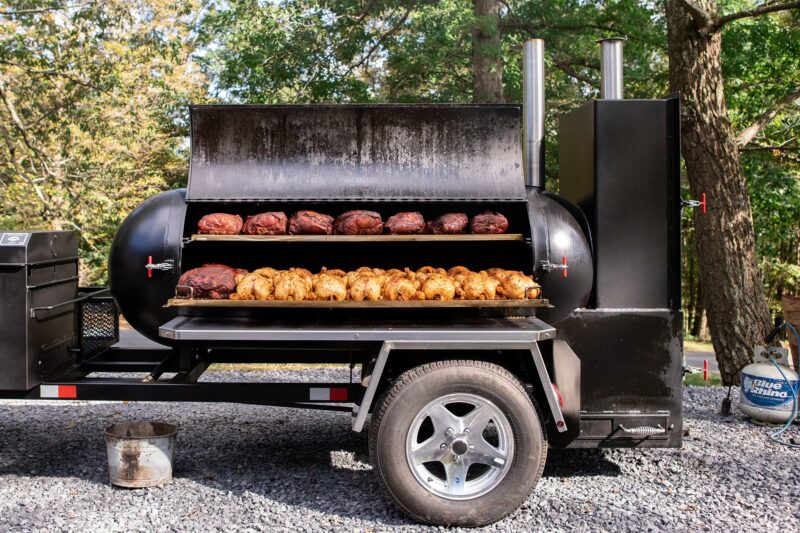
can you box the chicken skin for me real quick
[312,273,347,301]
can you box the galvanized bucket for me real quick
[105,421,177,488]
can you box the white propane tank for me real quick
[739,346,799,424]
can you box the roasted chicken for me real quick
[383,274,419,301]
[273,271,312,301]
[312,273,347,301]
[231,273,273,300]
[420,274,457,300]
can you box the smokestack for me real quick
[599,38,624,99]
[523,38,545,190]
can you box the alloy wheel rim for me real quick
[405,392,514,500]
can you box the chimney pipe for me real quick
[523,39,545,190]
[599,38,624,99]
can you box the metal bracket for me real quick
[352,341,392,432]
[530,344,568,433]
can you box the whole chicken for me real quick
[346,267,377,287]
[421,274,457,301]
[231,273,273,300]
[273,271,312,301]
[457,272,500,300]
[447,266,472,278]
[252,267,279,279]
[320,267,347,279]
[348,274,383,301]
[498,272,540,300]
[312,273,347,301]
[383,275,419,301]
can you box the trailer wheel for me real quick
[369,360,546,527]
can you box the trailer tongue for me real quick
[0,38,684,527]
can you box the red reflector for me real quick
[703,360,708,382]
[147,255,153,278]
[562,256,568,278]
[329,387,348,401]
[59,385,77,399]
[551,383,564,408]
[556,421,565,428]
[701,192,707,214]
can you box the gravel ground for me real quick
[0,368,798,532]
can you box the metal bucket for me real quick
[105,421,177,488]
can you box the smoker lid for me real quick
[187,104,525,202]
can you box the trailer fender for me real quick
[351,341,568,434]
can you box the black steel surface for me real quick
[555,309,683,448]
[188,105,525,201]
[0,231,79,390]
[559,98,681,310]
[109,189,187,345]
[526,190,593,322]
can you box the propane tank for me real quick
[739,346,799,424]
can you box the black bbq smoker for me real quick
[0,39,685,526]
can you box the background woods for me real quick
[1,1,799,380]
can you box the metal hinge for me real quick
[540,257,569,278]
[145,258,174,278]
[681,192,707,213]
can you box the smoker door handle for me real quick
[30,287,111,319]
[617,424,666,436]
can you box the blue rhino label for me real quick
[741,374,798,408]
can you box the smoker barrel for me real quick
[108,104,594,337]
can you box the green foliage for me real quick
[0,0,208,283]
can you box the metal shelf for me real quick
[188,234,524,243]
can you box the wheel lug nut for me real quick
[469,445,475,451]
[464,428,471,434]
[440,443,448,450]
[445,427,454,436]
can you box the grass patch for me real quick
[685,371,723,387]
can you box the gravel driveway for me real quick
[1,369,797,532]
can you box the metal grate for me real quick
[79,293,119,356]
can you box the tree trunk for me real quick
[472,0,503,103]
[665,0,770,384]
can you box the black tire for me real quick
[369,360,547,527]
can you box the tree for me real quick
[472,0,503,102]
[665,0,800,383]
[0,0,207,283]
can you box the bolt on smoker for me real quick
[0,39,682,527]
